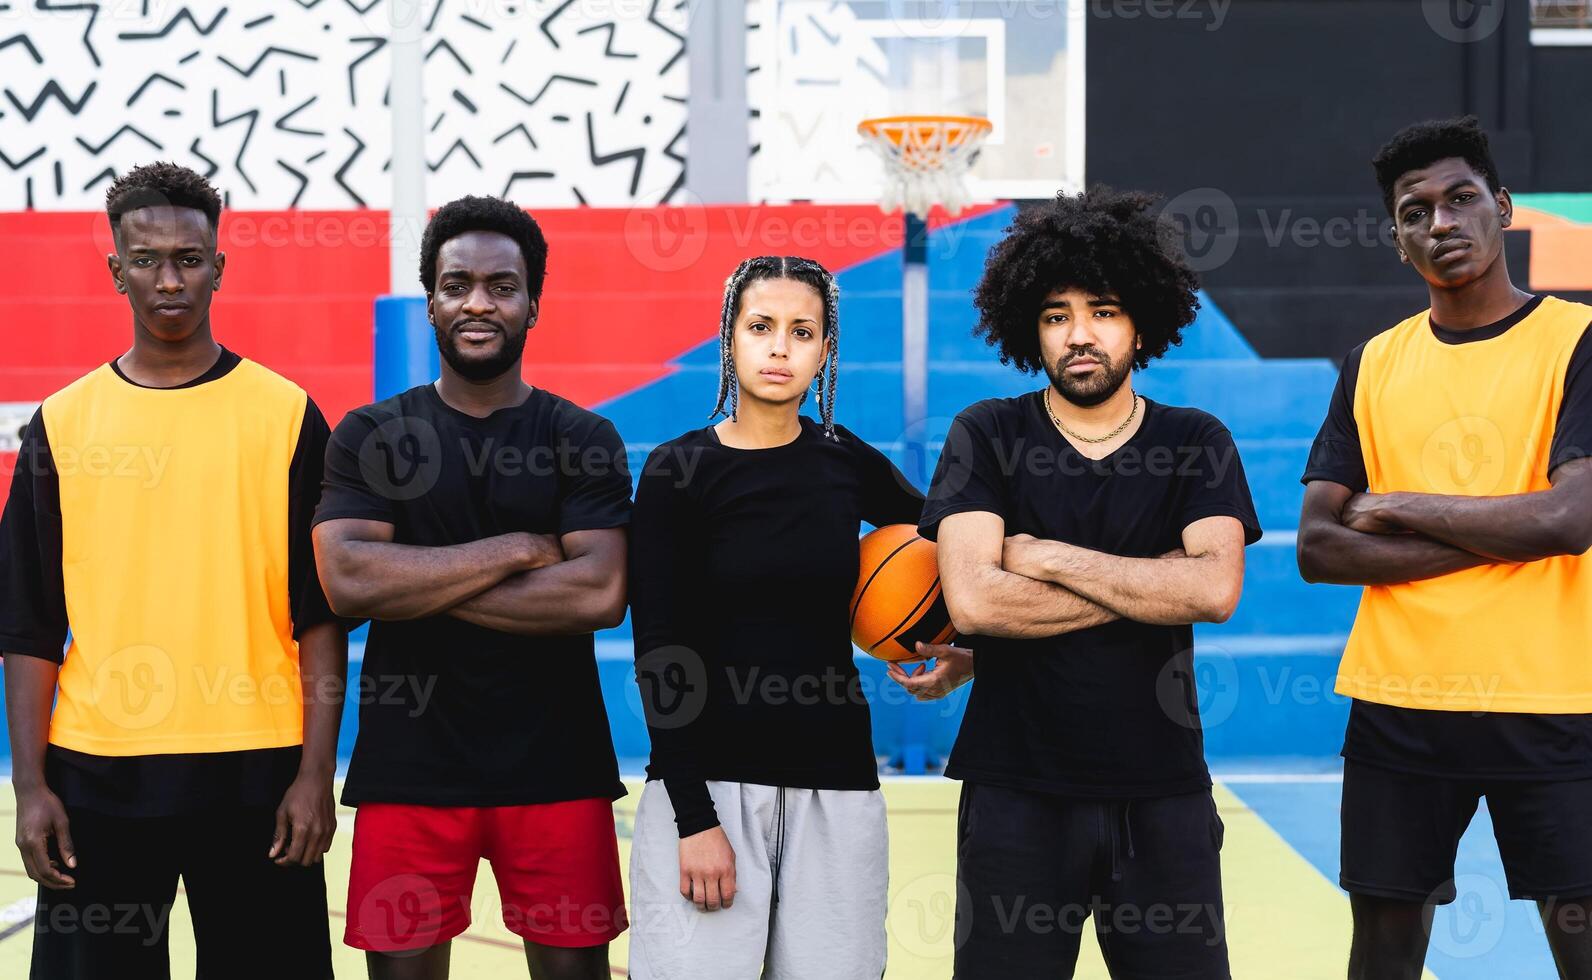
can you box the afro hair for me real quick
[419,195,549,298]
[972,185,1200,374]
[105,161,223,235]
[1372,115,1502,217]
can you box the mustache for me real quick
[449,318,501,332]
[1062,348,1110,365]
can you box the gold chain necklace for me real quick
[1045,387,1139,444]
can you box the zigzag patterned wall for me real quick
[0,0,689,209]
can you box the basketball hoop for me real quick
[857,115,993,219]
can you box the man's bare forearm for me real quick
[320,533,533,620]
[1297,518,1491,585]
[951,565,1119,639]
[447,554,627,635]
[1023,541,1232,625]
[294,623,346,779]
[1376,490,1589,563]
[4,655,58,793]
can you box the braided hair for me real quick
[709,255,841,439]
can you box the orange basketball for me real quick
[850,524,957,662]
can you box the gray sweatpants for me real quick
[627,779,889,980]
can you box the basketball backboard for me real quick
[749,0,1085,206]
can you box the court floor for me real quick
[0,775,1554,978]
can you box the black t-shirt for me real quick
[919,393,1262,798]
[1303,295,1592,778]
[0,348,338,816]
[314,383,632,806]
[631,419,925,836]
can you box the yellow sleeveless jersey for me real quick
[41,357,309,754]
[1337,296,1592,712]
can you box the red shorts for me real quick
[344,798,628,952]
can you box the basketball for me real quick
[850,524,957,662]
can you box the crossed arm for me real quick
[312,519,627,635]
[1295,457,1592,585]
[935,510,1248,639]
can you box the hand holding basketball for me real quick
[888,641,975,701]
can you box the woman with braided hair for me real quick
[626,256,958,978]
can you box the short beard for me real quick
[1044,348,1133,408]
[434,321,529,382]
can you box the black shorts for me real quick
[1341,759,1592,903]
[953,781,1229,980]
[29,804,332,980]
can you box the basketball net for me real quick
[857,115,993,219]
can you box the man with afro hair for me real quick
[313,195,632,979]
[0,161,347,977]
[898,186,1261,979]
[1300,116,1592,978]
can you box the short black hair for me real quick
[419,195,549,298]
[1372,115,1502,217]
[105,161,222,235]
[972,185,1199,373]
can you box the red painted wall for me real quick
[0,203,1001,511]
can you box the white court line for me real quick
[0,897,34,926]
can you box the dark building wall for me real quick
[1082,0,1591,359]
[1533,47,1592,189]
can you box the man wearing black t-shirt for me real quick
[313,196,632,980]
[904,188,1261,979]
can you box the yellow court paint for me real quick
[0,779,1432,979]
